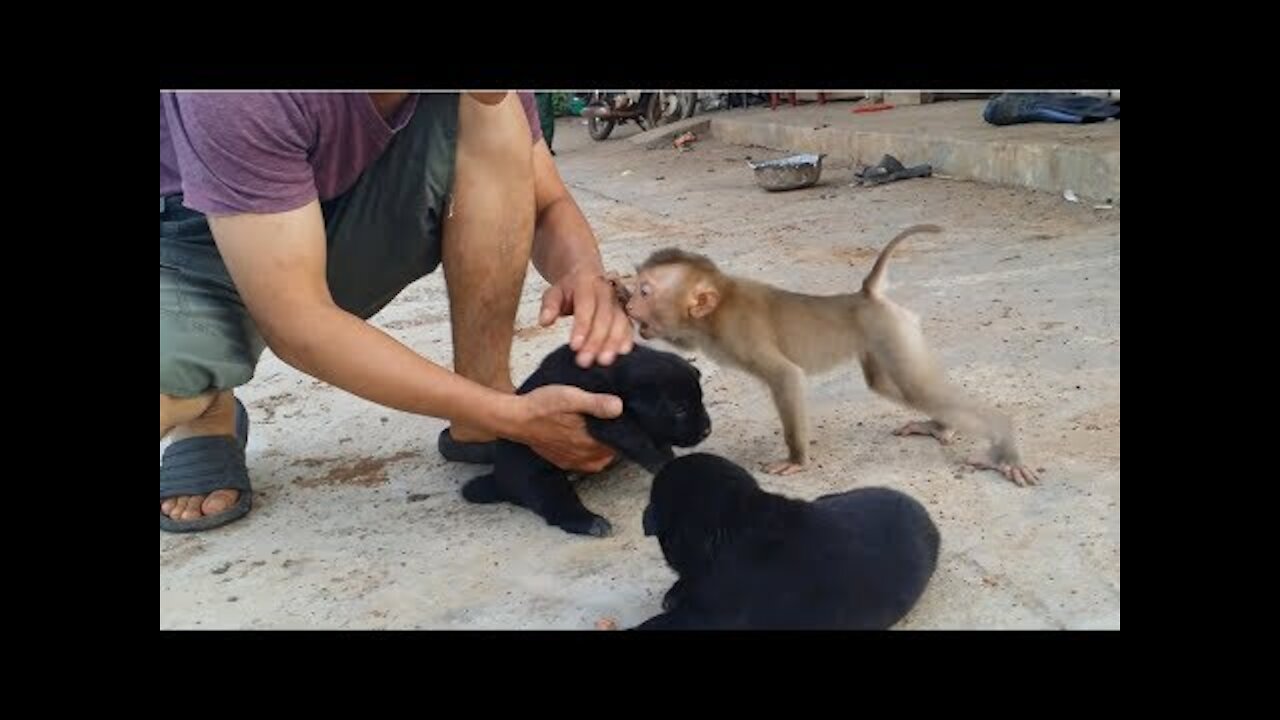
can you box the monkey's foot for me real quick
[763,459,806,475]
[893,420,956,445]
[966,456,1040,487]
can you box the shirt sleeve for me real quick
[517,92,544,145]
[162,92,318,216]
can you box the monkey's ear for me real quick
[688,286,720,319]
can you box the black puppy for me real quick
[461,344,712,538]
[636,453,940,629]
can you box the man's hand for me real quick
[508,385,623,472]
[539,266,635,368]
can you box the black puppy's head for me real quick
[613,346,711,448]
[642,453,763,576]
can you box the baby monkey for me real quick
[612,225,1038,486]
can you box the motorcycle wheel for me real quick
[587,115,616,140]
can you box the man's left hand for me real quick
[539,267,635,367]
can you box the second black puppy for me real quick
[636,453,940,629]
[462,344,712,538]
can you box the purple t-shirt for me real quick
[160,92,544,216]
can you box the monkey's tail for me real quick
[461,474,505,504]
[860,224,942,298]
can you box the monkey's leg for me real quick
[892,420,957,444]
[759,359,811,475]
[441,93,535,448]
[862,328,1039,486]
[861,354,955,444]
[900,378,1039,487]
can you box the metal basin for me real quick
[747,153,824,191]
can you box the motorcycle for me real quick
[580,91,698,141]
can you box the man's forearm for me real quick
[268,303,523,438]
[532,194,605,283]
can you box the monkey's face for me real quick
[626,265,692,341]
[643,453,762,576]
[616,347,712,447]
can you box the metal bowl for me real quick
[747,153,825,191]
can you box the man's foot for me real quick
[438,427,498,464]
[160,488,241,522]
[159,398,253,533]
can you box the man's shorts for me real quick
[160,93,460,398]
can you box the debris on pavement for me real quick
[852,154,933,187]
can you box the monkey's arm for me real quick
[585,415,674,473]
[753,354,811,474]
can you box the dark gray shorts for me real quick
[159,93,460,398]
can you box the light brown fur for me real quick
[620,225,1039,486]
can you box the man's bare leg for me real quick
[159,390,240,520]
[442,93,536,443]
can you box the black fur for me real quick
[461,344,711,538]
[635,453,940,629]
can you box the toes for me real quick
[160,498,177,516]
[203,489,240,515]
[179,494,208,520]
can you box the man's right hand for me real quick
[508,385,623,473]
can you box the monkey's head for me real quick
[626,249,723,342]
[612,345,712,448]
[642,453,764,577]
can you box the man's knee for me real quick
[457,93,536,168]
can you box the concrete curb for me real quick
[628,117,713,150]
[709,117,1120,205]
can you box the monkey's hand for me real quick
[763,459,807,476]
[966,452,1040,487]
[893,420,957,445]
[605,271,636,304]
[539,268,635,368]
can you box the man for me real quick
[160,91,634,533]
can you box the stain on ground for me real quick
[292,451,421,488]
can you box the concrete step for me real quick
[695,100,1119,205]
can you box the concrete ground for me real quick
[160,113,1120,630]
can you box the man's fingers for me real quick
[540,286,565,327]
[569,282,600,358]
[578,281,617,365]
